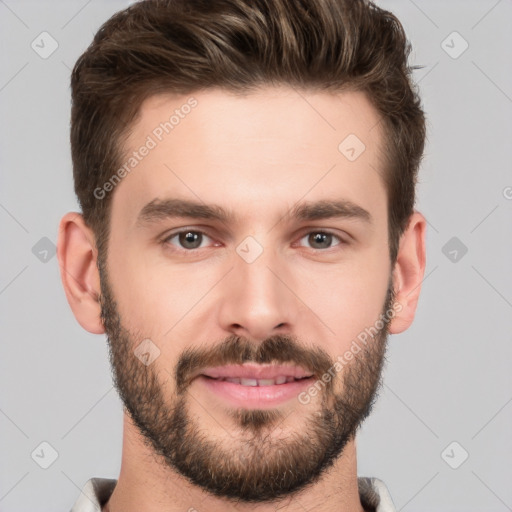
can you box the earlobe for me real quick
[57,212,105,334]
[388,211,427,334]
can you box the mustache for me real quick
[174,334,335,394]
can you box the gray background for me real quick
[1,0,511,510]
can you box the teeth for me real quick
[240,378,258,386]
[257,379,276,386]
[220,376,307,386]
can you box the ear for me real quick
[388,211,427,334]
[57,212,105,334]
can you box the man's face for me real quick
[99,87,394,502]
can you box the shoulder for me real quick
[358,476,397,512]
[70,478,117,512]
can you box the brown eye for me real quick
[179,231,203,249]
[299,231,343,250]
[163,230,213,251]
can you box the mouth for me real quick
[202,375,312,386]
[197,363,314,383]
[192,364,316,408]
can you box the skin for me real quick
[58,87,426,512]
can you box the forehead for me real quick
[130,86,384,155]
[113,86,387,229]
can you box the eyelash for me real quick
[160,228,347,253]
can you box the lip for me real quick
[197,363,314,381]
[194,365,315,409]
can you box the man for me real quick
[58,0,426,510]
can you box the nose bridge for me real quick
[238,238,280,295]
[218,236,296,339]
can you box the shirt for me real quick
[70,476,396,512]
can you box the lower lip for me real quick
[196,375,315,409]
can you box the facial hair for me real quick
[98,258,395,504]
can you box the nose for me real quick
[217,243,298,342]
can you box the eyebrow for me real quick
[136,197,372,227]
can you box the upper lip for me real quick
[195,364,314,380]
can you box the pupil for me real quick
[311,233,330,249]
[181,232,200,248]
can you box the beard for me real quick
[98,258,395,504]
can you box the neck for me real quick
[103,413,366,512]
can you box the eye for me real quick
[162,230,214,251]
[161,228,346,253]
[297,231,344,250]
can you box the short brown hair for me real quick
[70,0,426,265]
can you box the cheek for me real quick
[105,233,168,334]
[107,238,220,340]
[293,249,391,353]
